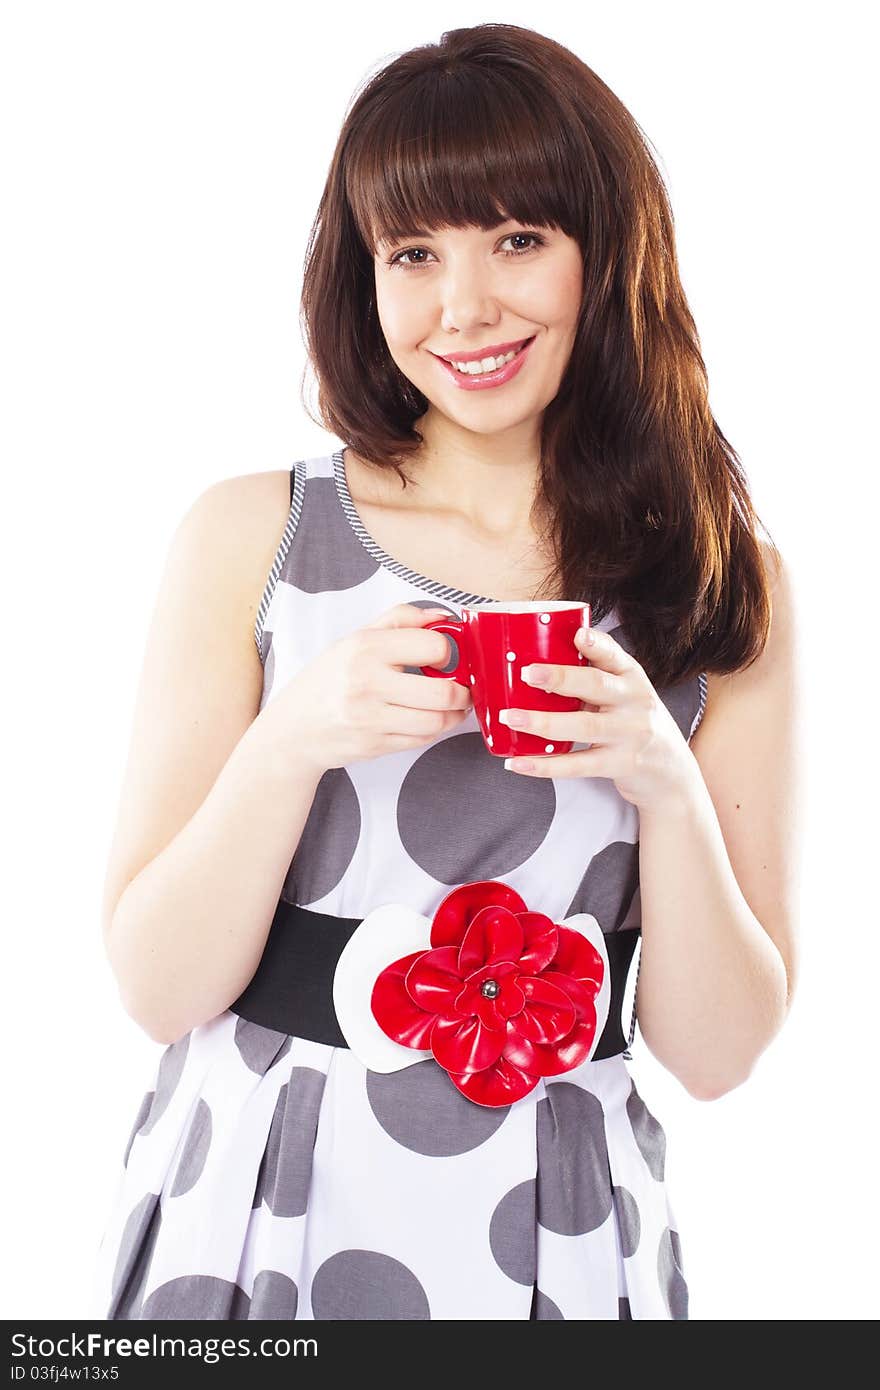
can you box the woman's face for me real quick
[373,219,583,436]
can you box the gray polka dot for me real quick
[139,1035,189,1135]
[564,839,639,928]
[252,1068,326,1217]
[626,1081,666,1181]
[406,600,458,615]
[283,767,361,904]
[251,1270,298,1319]
[617,884,642,932]
[123,1091,154,1167]
[619,1295,632,1319]
[296,476,381,592]
[657,677,704,744]
[613,1184,641,1257]
[108,1192,161,1318]
[489,1179,536,1285]
[234,1017,292,1075]
[658,1226,688,1319]
[534,1288,564,1319]
[310,1250,430,1319]
[366,1058,509,1156]
[169,1099,212,1197]
[398,732,556,882]
[537,1081,612,1235]
[141,1274,251,1320]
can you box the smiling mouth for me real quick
[438,336,536,377]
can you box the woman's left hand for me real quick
[499,625,700,815]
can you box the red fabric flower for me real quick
[370,880,604,1107]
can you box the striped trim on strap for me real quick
[692,671,709,738]
[253,459,306,659]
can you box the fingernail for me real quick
[521,665,550,685]
[498,709,526,727]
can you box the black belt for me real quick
[230,899,638,1062]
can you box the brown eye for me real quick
[389,247,434,269]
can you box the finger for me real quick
[379,701,469,739]
[521,663,623,708]
[383,728,460,752]
[503,746,612,777]
[384,667,472,711]
[364,622,463,678]
[364,603,453,630]
[371,618,460,656]
[573,625,634,671]
[497,706,620,743]
[520,627,633,694]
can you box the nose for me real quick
[439,254,501,335]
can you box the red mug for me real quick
[419,601,591,758]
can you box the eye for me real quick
[386,230,547,271]
[388,246,434,269]
[499,232,546,257]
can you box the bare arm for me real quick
[635,546,803,1097]
[106,708,322,1045]
[102,471,317,1044]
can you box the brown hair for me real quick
[300,22,779,687]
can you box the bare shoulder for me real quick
[184,468,293,635]
[694,537,798,720]
[99,468,294,941]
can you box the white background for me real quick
[1,0,876,1321]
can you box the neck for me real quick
[394,409,548,538]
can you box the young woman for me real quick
[91,23,800,1321]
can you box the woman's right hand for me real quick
[261,603,472,776]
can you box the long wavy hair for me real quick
[300,22,778,688]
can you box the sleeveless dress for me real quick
[90,448,707,1321]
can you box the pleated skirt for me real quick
[90,1011,689,1320]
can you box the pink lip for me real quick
[434,336,534,363]
[433,336,536,391]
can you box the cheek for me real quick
[376,281,427,348]
[538,244,584,333]
[516,263,583,339]
[545,267,583,333]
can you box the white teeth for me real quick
[450,345,521,375]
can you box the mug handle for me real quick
[418,619,469,683]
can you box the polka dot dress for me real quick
[90,450,706,1321]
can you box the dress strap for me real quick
[253,459,306,660]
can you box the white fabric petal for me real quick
[332,903,434,1073]
[558,913,612,1059]
[334,905,616,1075]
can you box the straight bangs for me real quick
[343,66,590,256]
